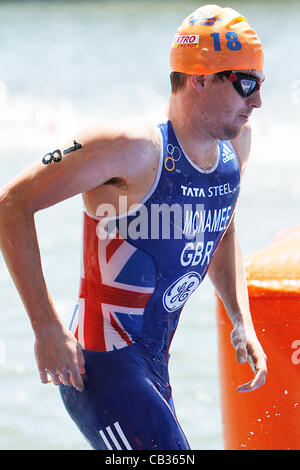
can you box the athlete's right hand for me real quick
[34,322,86,392]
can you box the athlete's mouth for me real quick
[238,112,252,123]
[240,112,251,119]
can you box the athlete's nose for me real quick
[247,89,262,109]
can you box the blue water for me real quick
[0,0,299,449]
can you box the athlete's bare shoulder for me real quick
[230,123,252,175]
[80,114,161,179]
[120,115,162,175]
[80,115,163,215]
[0,114,163,216]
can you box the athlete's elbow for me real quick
[0,185,31,220]
[0,185,12,213]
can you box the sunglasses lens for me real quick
[240,78,258,97]
[222,71,261,97]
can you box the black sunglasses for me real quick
[220,71,261,98]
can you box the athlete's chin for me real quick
[218,125,242,141]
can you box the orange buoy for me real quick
[217,225,300,450]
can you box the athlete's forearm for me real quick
[0,193,61,333]
[0,193,85,391]
[208,225,253,330]
[208,223,267,391]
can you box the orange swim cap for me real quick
[170,4,263,74]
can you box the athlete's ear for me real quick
[190,75,206,92]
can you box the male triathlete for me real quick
[0,5,267,449]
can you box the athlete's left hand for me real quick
[230,324,267,392]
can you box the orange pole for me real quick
[217,226,300,450]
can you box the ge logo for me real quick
[163,272,202,312]
[164,144,181,172]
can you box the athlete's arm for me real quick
[0,119,153,391]
[208,123,267,393]
[208,218,267,392]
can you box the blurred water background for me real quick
[0,0,299,450]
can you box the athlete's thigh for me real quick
[60,374,190,450]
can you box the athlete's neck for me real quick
[167,93,219,171]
